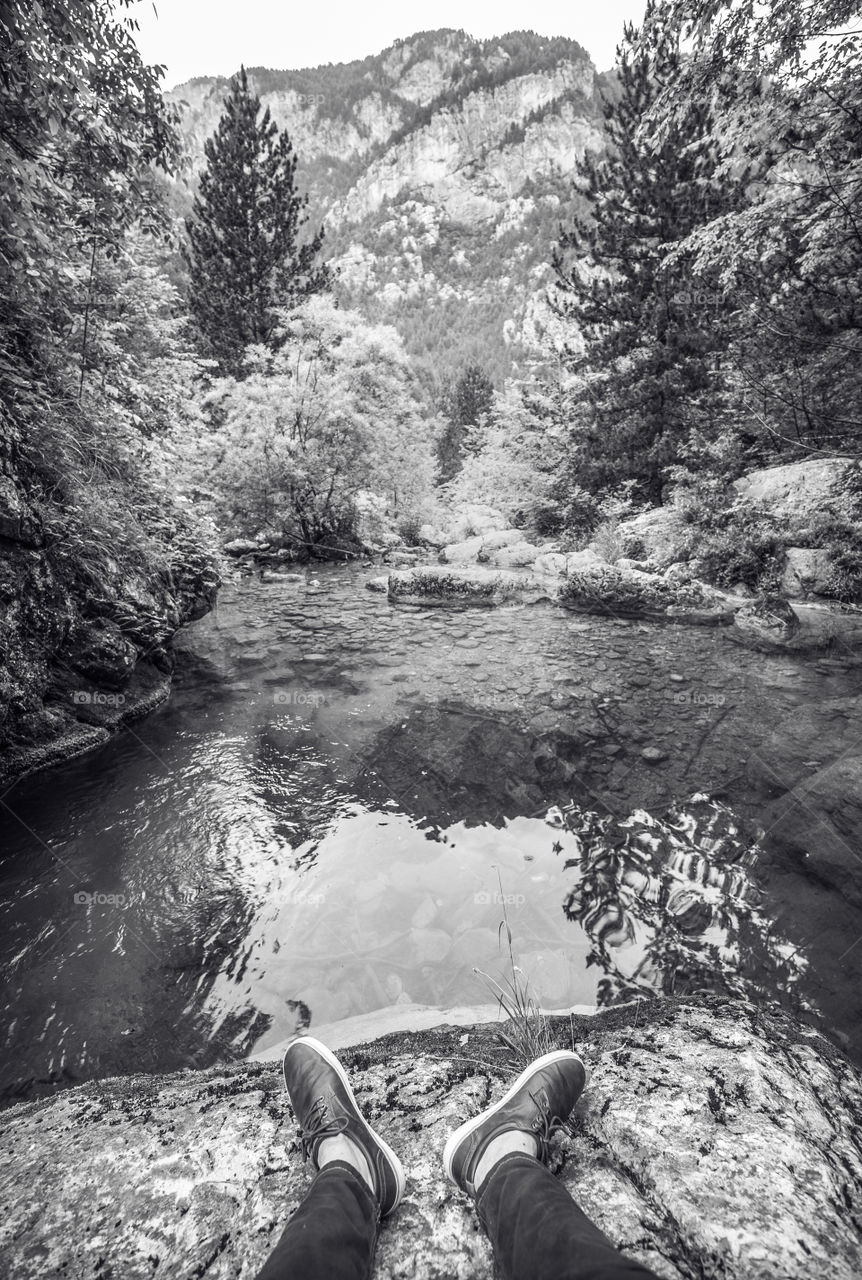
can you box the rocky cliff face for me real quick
[170,30,606,383]
[0,430,219,789]
[1,997,860,1278]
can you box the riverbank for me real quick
[1,995,860,1278]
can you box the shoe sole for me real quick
[442,1048,587,1186]
[283,1034,406,1212]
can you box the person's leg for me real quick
[476,1151,660,1280]
[443,1049,660,1280]
[255,1159,378,1280]
[253,1035,405,1280]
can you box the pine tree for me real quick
[553,1,749,503]
[436,362,494,482]
[184,67,328,375]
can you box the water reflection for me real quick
[556,795,808,1008]
[1,568,860,1104]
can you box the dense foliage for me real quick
[173,298,438,553]
[436,363,495,482]
[0,0,216,600]
[6,9,860,600]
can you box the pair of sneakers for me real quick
[284,1036,587,1216]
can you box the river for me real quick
[1,563,860,1104]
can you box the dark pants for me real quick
[254,1153,660,1280]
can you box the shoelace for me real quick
[299,1094,348,1161]
[528,1087,565,1160]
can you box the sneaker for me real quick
[443,1048,586,1197]
[283,1035,406,1217]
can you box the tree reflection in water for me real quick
[553,795,809,1009]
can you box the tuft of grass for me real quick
[474,871,554,1071]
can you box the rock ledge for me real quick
[1,997,860,1279]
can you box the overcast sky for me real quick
[128,1,649,88]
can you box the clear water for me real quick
[1,564,860,1104]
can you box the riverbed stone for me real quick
[0,997,859,1280]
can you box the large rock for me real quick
[440,533,489,563]
[730,594,801,650]
[388,565,553,607]
[760,755,862,906]
[616,507,684,569]
[782,547,835,598]
[486,540,541,568]
[223,537,264,557]
[559,563,733,624]
[0,447,219,789]
[440,529,524,564]
[0,998,860,1279]
[733,458,858,518]
[65,619,138,691]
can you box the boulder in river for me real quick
[558,563,734,624]
[388,565,553,607]
[0,997,860,1279]
[223,538,264,557]
[730,594,801,650]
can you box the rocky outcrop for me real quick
[0,447,219,789]
[331,63,600,226]
[733,457,858,518]
[1,997,860,1279]
[170,33,606,385]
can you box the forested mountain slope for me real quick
[169,30,609,387]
